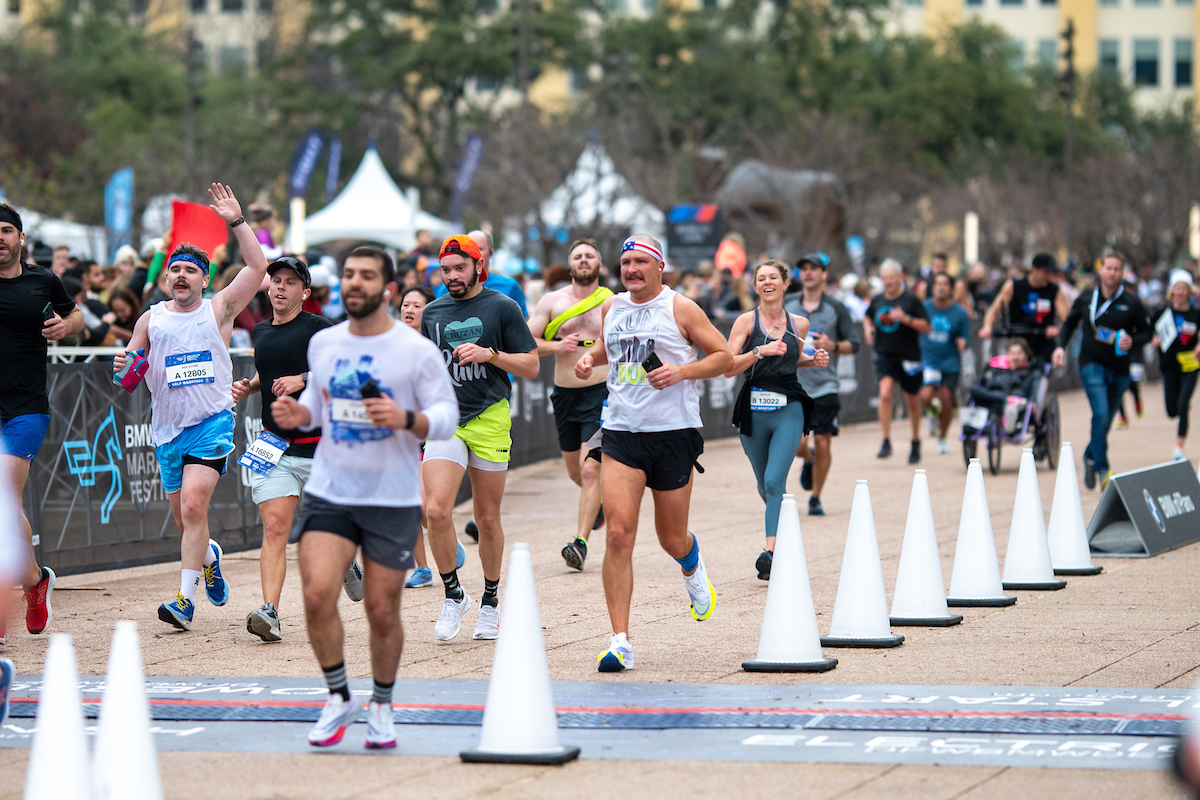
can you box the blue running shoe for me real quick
[158,592,195,631]
[203,539,230,607]
[455,540,466,570]
[0,658,13,726]
[405,567,433,588]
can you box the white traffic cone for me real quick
[947,459,1016,607]
[92,622,162,800]
[24,634,91,800]
[890,471,963,627]
[1002,449,1067,591]
[1047,442,1103,576]
[461,543,579,764]
[743,494,838,672]
[821,481,904,648]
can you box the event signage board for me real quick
[1087,460,1200,557]
[667,204,723,269]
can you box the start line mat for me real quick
[0,677,1188,769]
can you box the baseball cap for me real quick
[796,252,830,270]
[267,256,311,288]
[440,234,487,281]
[1030,252,1058,271]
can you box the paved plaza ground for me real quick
[2,382,1198,798]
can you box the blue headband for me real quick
[168,254,208,271]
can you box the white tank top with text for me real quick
[603,286,702,432]
[146,300,234,445]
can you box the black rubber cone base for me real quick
[890,614,963,627]
[461,745,580,765]
[947,595,1017,607]
[1054,565,1103,576]
[1002,579,1067,590]
[742,656,838,673]
[820,634,904,649]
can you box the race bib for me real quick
[1094,326,1116,345]
[901,360,922,376]
[600,399,611,423]
[962,406,990,430]
[328,393,393,443]
[331,398,371,426]
[923,366,942,385]
[165,351,215,387]
[750,387,788,412]
[237,430,288,476]
[1179,352,1200,373]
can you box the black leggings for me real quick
[1163,368,1199,438]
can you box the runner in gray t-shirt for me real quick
[782,253,859,516]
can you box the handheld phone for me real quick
[641,351,663,374]
[358,378,382,398]
[42,302,55,322]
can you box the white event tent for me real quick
[301,146,453,251]
[19,207,107,262]
[537,143,665,238]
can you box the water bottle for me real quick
[113,349,149,392]
[1114,329,1127,357]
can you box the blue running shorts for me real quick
[155,411,235,494]
[0,415,50,461]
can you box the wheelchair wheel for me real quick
[1045,395,1060,469]
[962,437,977,467]
[987,424,1002,475]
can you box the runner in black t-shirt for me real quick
[1155,271,1200,461]
[230,256,359,642]
[863,260,931,463]
[0,203,84,641]
[980,253,1070,363]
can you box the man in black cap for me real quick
[980,252,1071,364]
[231,256,360,642]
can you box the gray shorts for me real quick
[251,454,312,505]
[291,494,421,571]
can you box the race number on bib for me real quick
[237,430,288,476]
[923,366,942,385]
[165,351,216,387]
[901,360,922,376]
[328,394,393,443]
[750,387,788,412]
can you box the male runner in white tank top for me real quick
[114,183,270,631]
[574,234,733,672]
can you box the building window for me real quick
[1178,0,1193,6]
[221,0,243,11]
[965,0,982,7]
[1099,39,1120,75]
[1037,38,1057,67]
[701,0,718,7]
[999,0,1021,6]
[1133,38,1159,86]
[219,45,246,70]
[190,0,206,10]
[1176,38,1193,87]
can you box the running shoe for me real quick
[877,439,892,459]
[1084,455,1097,490]
[683,553,715,622]
[343,561,364,602]
[1101,471,1116,491]
[799,459,813,491]
[908,439,921,464]
[473,603,500,640]
[561,537,588,571]
[158,592,195,631]
[755,550,773,581]
[1175,449,1187,462]
[592,506,606,530]
[405,567,433,589]
[433,592,473,642]
[308,693,362,747]
[808,496,825,516]
[597,632,634,672]
[0,658,12,726]
[1114,415,1128,430]
[455,540,466,570]
[937,438,950,455]
[203,540,229,607]
[24,566,55,635]
[246,602,282,642]
[1135,396,1144,418]
[464,520,479,543]
[365,700,396,749]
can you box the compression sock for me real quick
[202,542,217,567]
[371,679,393,706]
[481,577,500,608]
[323,662,350,702]
[440,569,464,601]
[180,569,202,604]
[673,533,700,574]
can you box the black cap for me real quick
[268,256,311,288]
[796,252,830,270]
[1030,252,1058,271]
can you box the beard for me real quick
[570,264,599,286]
[345,288,385,319]
[446,268,479,299]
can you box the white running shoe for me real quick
[343,561,364,602]
[597,632,634,672]
[434,592,473,642]
[307,693,362,747]
[937,438,950,455]
[684,554,715,621]
[365,700,396,749]
[473,603,499,640]
[246,602,282,642]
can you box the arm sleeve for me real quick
[835,300,860,353]
[416,348,460,441]
[48,275,78,316]
[1056,294,1085,349]
[296,341,325,431]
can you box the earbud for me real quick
[384,290,392,297]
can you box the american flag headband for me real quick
[621,240,663,264]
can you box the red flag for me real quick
[166,200,227,261]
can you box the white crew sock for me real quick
[202,541,217,567]
[180,569,203,604]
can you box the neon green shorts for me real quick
[424,399,512,471]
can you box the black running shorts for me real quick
[874,354,923,395]
[809,394,841,436]
[291,494,420,571]
[601,428,704,492]
[550,383,608,452]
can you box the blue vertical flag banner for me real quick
[325,135,342,202]
[105,168,135,263]
[289,130,325,199]
[450,134,484,225]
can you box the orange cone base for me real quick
[820,634,904,649]
[1054,566,1102,576]
[1002,579,1067,591]
[461,745,580,765]
[890,614,963,627]
[947,595,1017,607]
[742,657,838,673]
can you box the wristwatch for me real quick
[229,215,247,228]
[404,410,416,429]
[488,347,500,364]
[300,372,309,383]
[752,346,764,360]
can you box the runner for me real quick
[1052,252,1154,490]
[527,237,612,570]
[113,183,267,630]
[420,235,539,642]
[231,256,364,643]
[270,245,458,748]
[914,252,975,315]
[434,229,528,317]
[0,203,84,642]
[919,272,972,454]
[783,252,858,516]
[1154,270,1200,461]
[980,253,1070,364]
[574,234,733,672]
[727,259,827,580]
[863,259,931,464]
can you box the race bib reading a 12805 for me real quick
[165,351,216,387]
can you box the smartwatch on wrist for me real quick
[488,347,500,365]
[404,410,416,429]
[752,346,764,360]
[229,215,247,228]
